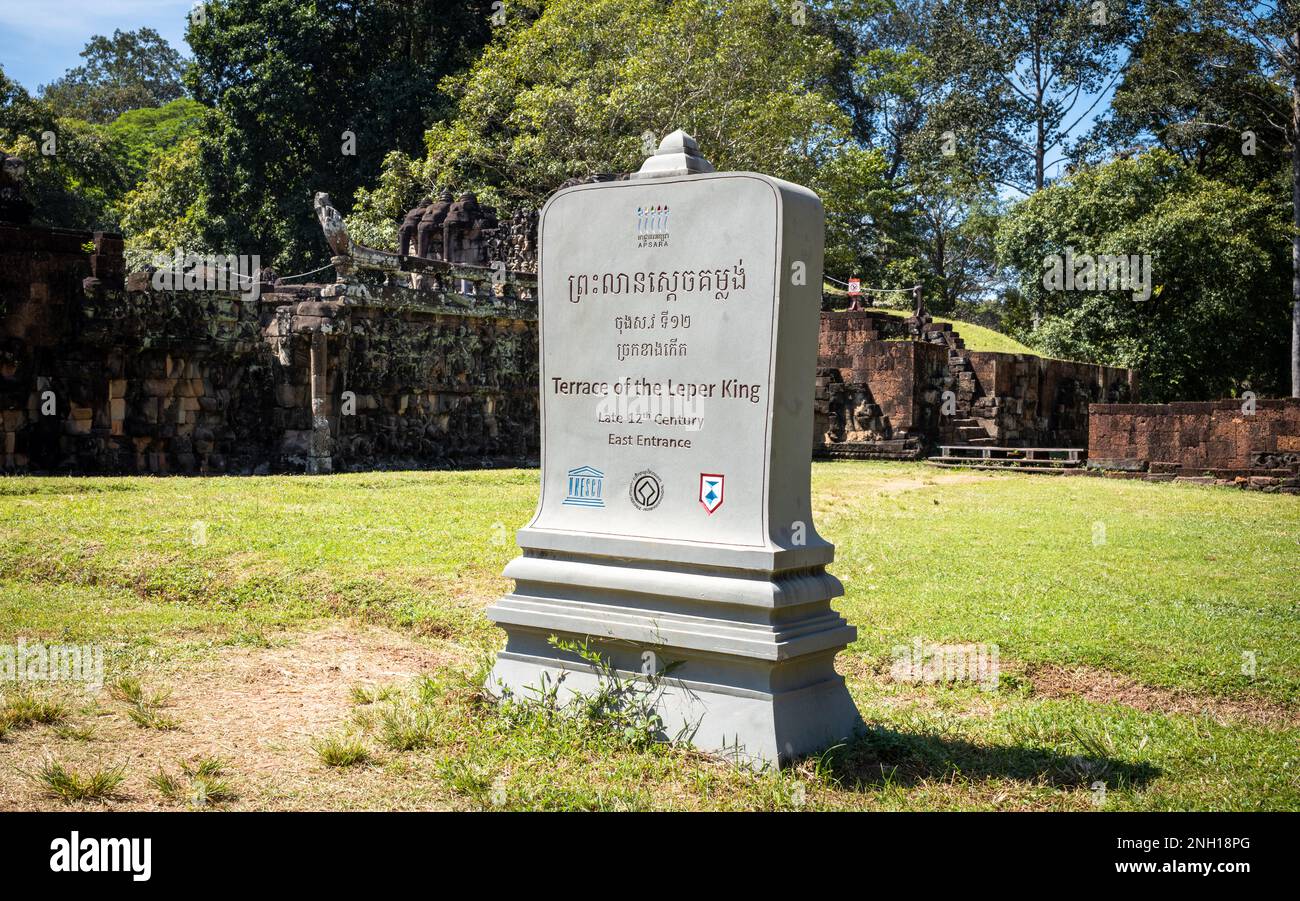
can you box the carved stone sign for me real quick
[487,131,860,763]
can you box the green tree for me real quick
[928,0,1135,194]
[0,66,129,230]
[183,0,494,269]
[996,151,1291,400]
[348,0,895,277]
[1083,0,1299,395]
[1181,0,1300,395]
[106,97,206,183]
[0,66,45,137]
[821,0,1004,308]
[1087,0,1288,183]
[908,173,1002,313]
[117,134,209,258]
[39,28,187,124]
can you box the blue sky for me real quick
[0,0,193,90]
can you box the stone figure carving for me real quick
[0,155,33,225]
[313,191,351,258]
[312,191,391,283]
[443,192,479,264]
[397,181,581,272]
[398,198,430,257]
[400,191,507,268]
[416,191,453,259]
[911,284,927,321]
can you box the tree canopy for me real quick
[997,150,1291,400]
[180,0,496,269]
[38,28,187,124]
[348,0,898,280]
[0,65,129,230]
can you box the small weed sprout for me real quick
[350,683,400,706]
[313,732,371,767]
[110,676,179,730]
[151,757,237,806]
[379,699,438,751]
[149,768,185,801]
[53,724,97,741]
[27,758,126,803]
[495,636,693,752]
[1,691,70,730]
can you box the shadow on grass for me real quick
[0,481,142,496]
[817,724,1161,791]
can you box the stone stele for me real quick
[486,131,861,764]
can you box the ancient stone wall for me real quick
[966,352,1136,447]
[1088,399,1300,477]
[327,303,537,468]
[817,329,947,458]
[815,309,1137,458]
[0,221,539,474]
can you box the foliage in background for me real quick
[0,65,129,231]
[105,98,205,183]
[37,27,187,125]
[926,0,1136,194]
[117,134,209,259]
[819,0,1032,311]
[347,0,897,273]
[996,150,1290,400]
[178,0,495,269]
[1084,0,1289,186]
[1,25,199,235]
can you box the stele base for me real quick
[487,550,861,765]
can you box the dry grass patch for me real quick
[0,621,463,810]
[1027,663,1300,729]
[25,758,126,804]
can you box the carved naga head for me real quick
[313,192,351,257]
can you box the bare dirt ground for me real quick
[846,645,1300,730]
[1025,663,1300,730]
[871,473,990,495]
[844,647,1299,729]
[0,623,471,810]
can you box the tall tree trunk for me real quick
[1293,56,1300,397]
[1035,89,1046,191]
[1036,121,1045,191]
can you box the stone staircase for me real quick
[948,416,995,446]
[936,331,994,446]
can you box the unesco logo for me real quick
[629,470,663,510]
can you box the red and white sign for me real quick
[847,278,861,296]
[699,473,725,515]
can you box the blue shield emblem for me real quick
[699,473,724,514]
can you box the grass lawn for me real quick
[821,288,1039,355]
[869,307,1039,355]
[0,463,1296,810]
